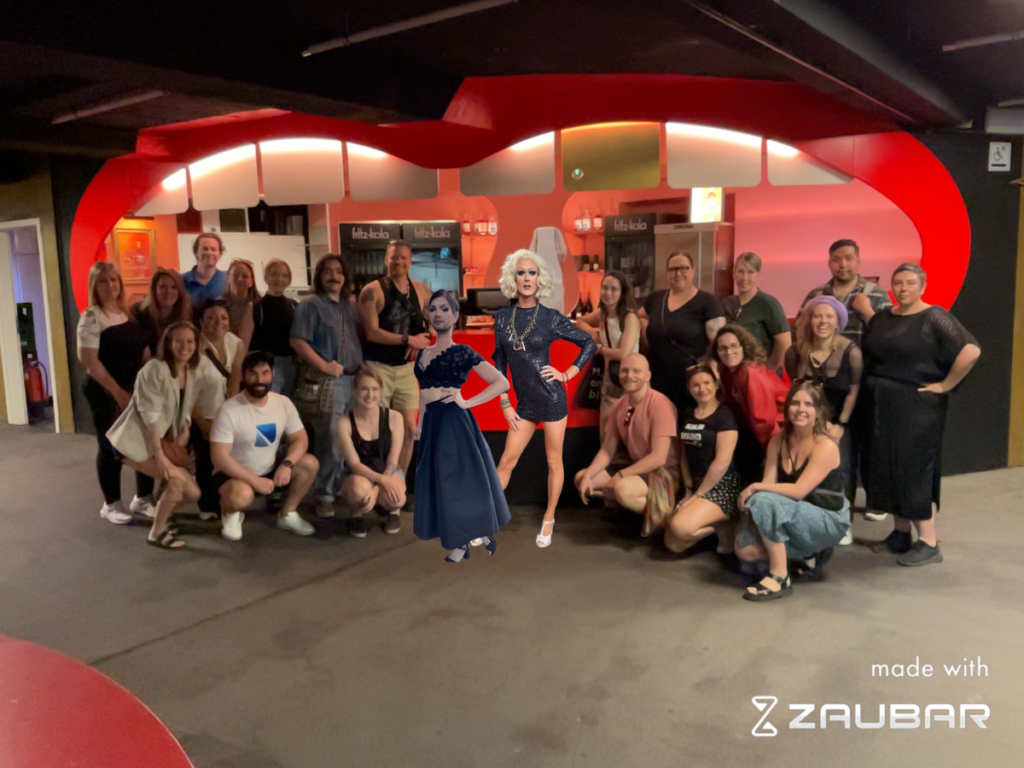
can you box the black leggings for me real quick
[191,423,219,513]
[83,377,154,504]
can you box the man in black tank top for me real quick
[357,240,433,480]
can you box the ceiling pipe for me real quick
[687,3,914,123]
[943,30,1024,52]
[52,90,167,125]
[302,0,518,57]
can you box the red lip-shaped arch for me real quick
[69,75,968,311]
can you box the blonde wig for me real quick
[498,249,554,299]
[87,261,127,313]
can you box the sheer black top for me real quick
[861,307,978,386]
[415,344,485,390]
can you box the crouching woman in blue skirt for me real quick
[734,381,850,601]
[413,290,512,562]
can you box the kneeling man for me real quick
[212,351,319,540]
[575,353,679,533]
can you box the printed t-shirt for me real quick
[210,391,304,476]
[679,403,738,479]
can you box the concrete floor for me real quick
[1,422,1022,768]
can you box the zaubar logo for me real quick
[751,696,989,735]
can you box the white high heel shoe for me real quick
[536,517,555,548]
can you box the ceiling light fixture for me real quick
[52,90,166,125]
[346,143,388,159]
[943,30,1024,52]
[668,122,763,149]
[302,0,517,57]
[766,140,800,157]
[508,133,554,152]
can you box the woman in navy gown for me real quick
[413,290,512,562]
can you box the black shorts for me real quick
[213,461,283,496]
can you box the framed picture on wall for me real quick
[113,228,157,284]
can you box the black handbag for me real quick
[603,315,622,389]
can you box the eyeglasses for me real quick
[624,406,636,427]
[718,343,743,354]
[667,267,691,275]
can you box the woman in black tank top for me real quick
[733,382,851,601]
[337,368,407,537]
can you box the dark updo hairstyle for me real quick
[666,250,695,269]
[686,359,718,385]
[429,289,460,316]
[710,323,767,368]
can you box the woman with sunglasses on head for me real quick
[785,295,862,545]
[710,324,789,488]
[733,382,850,601]
[78,262,156,524]
[639,251,725,413]
[107,322,214,549]
[250,258,298,397]
[224,259,258,351]
[129,268,192,358]
[575,270,641,435]
[493,249,597,548]
[857,263,981,567]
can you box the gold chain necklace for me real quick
[507,303,541,352]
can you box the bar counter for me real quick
[451,329,600,431]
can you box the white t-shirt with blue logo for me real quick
[210,392,304,477]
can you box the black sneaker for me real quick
[350,515,367,539]
[897,541,943,567]
[873,529,912,554]
[384,512,401,535]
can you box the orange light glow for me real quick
[766,140,800,157]
[189,145,256,179]
[666,123,763,149]
[562,121,659,133]
[347,142,388,159]
[160,169,187,192]
[508,132,554,152]
[261,138,343,154]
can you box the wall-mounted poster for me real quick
[113,229,157,284]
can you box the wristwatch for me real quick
[401,333,409,345]
[282,459,294,468]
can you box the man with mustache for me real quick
[291,254,363,519]
[574,353,679,535]
[211,351,320,541]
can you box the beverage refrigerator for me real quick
[338,221,462,297]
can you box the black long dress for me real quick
[413,345,511,549]
[491,304,597,422]
[860,307,978,520]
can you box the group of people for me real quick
[78,234,980,594]
[571,239,980,601]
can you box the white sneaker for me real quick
[129,495,157,519]
[221,511,245,541]
[100,501,133,525]
[863,510,888,522]
[278,511,315,536]
[838,529,854,546]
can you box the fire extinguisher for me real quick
[24,355,49,406]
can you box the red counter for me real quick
[452,329,600,431]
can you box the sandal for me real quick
[794,547,833,582]
[147,527,186,550]
[742,573,792,602]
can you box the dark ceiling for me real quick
[1,0,1021,157]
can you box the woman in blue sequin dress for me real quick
[492,249,598,548]
[413,290,512,562]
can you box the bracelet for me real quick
[499,399,511,409]
[838,419,849,427]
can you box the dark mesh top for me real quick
[861,307,978,386]
[784,343,863,423]
[415,345,485,390]
[492,304,598,422]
